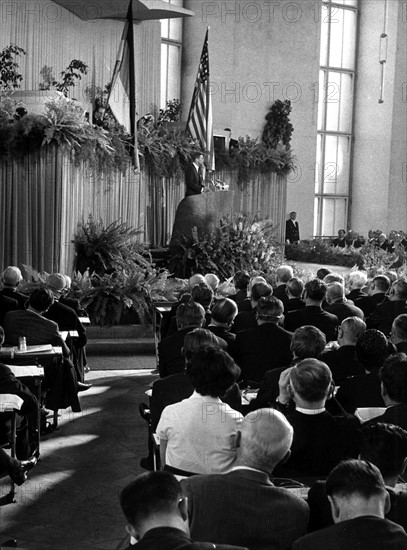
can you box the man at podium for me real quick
[184,152,205,197]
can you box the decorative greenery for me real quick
[52,59,88,96]
[0,44,26,91]
[262,99,293,149]
[158,99,182,124]
[39,65,56,91]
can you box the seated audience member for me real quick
[317,267,332,280]
[336,329,394,413]
[324,282,364,323]
[346,271,368,302]
[59,275,87,316]
[237,275,267,312]
[378,232,394,253]
[285,277,305,312]
[3,288,89,412]
[284,278,338,342]
[156,347,242,475]
[0,293,18,326]
[204,273,219,293]
[332,229,347,248]
[384,270,398,285]
[231,281,272,333]
[347,230,364,248]
[207,298,237,349]
[120,471,248,550]
[391,313,407,353]
[158,301,205,378]
[293,460,407,550]
[44,273,88,383]
[0,447,37,487]
[273,265,293,306]
[320,316,366,384]
[0,266,28,309]
[308,423,407,532]
[356,275,390,317]
[367,277,407,336]
[324,273,345,285]
[274,359,359,479]
[233,296,293,384]
[251,325,326,409]
[370,353,407,429]
[228,271,250,304]
[181,409,309,550]
[166,283,214,336]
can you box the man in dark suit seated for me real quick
[165,283,213,337]
[346,270,368,303]
[336,329,394,414]
[120,471,248,550]
[284,278,338,342]
[307,423,407,533]
[370,353,407,430]
[367,277,407,337]
[324,282,365,323]
[356,275,390,317]
[0,266,28,309]
[233,296,293,384]
[184,152,205,197]
[228,271,250,304]
[332,229,347,248]
[207,298,237,350]
[0,294,18,325]
[158,301,205,377]
[231,281,272,334]
[285,277,305,312]
[273,359,360,480]
[237,275,267,312]
[390,313,407,353]
[320,316,366,384]
[293,460,407,550]
[181,409,309,550]
[272,265,293,307]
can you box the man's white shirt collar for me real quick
[296,406,326,415]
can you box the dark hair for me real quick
[326,459,386,500]
[393,314,407,341]
[317,268,332,280]
[250,282,272,302]
[380,353,407,403]
[120,471,182,527]
[360,423,407,479]
[305,279,327,301]
[191,151,203,162]
[291,326,326,359]
[286,277,304,298]
[256,296,283,321]
[233,271,250,290]
[191,283,214,308]
[182,328,225,364]
[176,301,205,329]
[211,298,238,324]
[373,275,391,293]
[290,358,332,402]
[187,347,240,397]
[29,287,54,312]
[356,329,391,371]
[394,278,407,300]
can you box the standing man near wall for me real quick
[286,211,300,244]
[184,152,205,197]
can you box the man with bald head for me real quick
[181,409,309,550]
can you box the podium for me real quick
[169,191,235,251]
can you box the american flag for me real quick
[186,29,215,171]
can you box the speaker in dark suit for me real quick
[285,211,300,243]
[184,152,205,197]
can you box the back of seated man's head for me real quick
[191,283,213,309]
[210,298,238,326]
[276,265,294,284]
[2,266,23,288]
[384,270,398,285]
[29,287,54,312]
[286,277,304,299]
[326,459,389,523]
[182,328,226,364]
[256,296,284,323]
[348,271,368,290]
[233,271,250,290]
[304,278,327,302]
[317,267,332,280]
[355,329,391,372]
[380,352,407,405]
[46,273,66,296]
[176,301,205,330]
[340,316,366,344]
[392,314,407,343]
[237,408,293,475]
[291,326,326,359]
[392,278,407,301]
[359,423,407,484]
[120,471,186,540]
[323,273,344,285]
[326,282,345,304]
[289,358,332,404]
[188,274,206,288]
[372,275,390,293]
[248,275,267,293]
[204,273,219,292]
[251,282,272,302]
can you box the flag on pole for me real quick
[186,28,215,171]
[106,0,139,170]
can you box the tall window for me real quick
[314,0,358,236]
[160,0,183,108]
